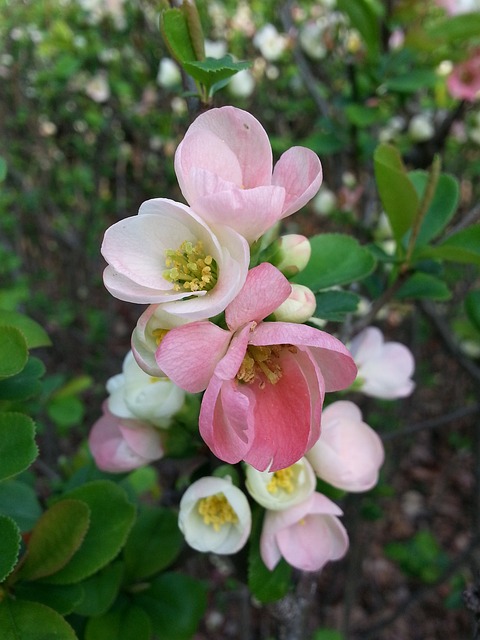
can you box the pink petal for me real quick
[349,327,383,365]
[156,322,232,393]
[214,323,253,381]
[225,263,292,332]
[118,422,164,459]
[272,146,323,217]
[251,322,357,392]
[322,399,362,424]
[199,377,252,463]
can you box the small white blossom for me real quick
[245,458,316,511]
[253,24,288,61]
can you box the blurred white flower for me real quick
[157,58,181,88]
[408,114,434,142]
[313,188,337,216]
[179,476,251,554]
[204,39,228,58]
[229,69,255,98]
[85,71,110,102]
[245,458,316,510]
[253,24,288,61]
[299,21,327,60]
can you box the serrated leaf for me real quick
[19,499,90,581]
[0,326,28,379]
[183,55,250,91]
[0,311,51,349]
[15,583,84,615]
[135,572,207,640]
[408,171,459,247]
[124,507,183,581]
[0,515,21,582]
[85,603,152,640]
[45,480,135,584]
[292,234,375,292]
[395,272,451,301]
[465,290,480,334]
[73,561,124,617]
[0,479,42,531]
[314,290,360,321]
[374,144,419,242]
[0,599,77,639]
[0,412,38,481]
[159,8,196,66]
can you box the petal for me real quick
[272,147,323,217]
[348,327,383,365]
[321,400,363,425]
[157,321,232,393]
[103,265,191,304]
[251,322,357,392]
[118,421,164,459]
[199,377,252,463]
[225,263,292,331]
[214,323,253,381]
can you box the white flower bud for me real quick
[273,234,311,277]
[312,188,337,216]
[245,458,316,510]
[272,284,317,323]
[228,69,255,98]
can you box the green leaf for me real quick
[312,631,344,640]
[124,507,184,581]
[0,514,21,582]
[47,395,85,429]
[73,561,124,617]
[0,413,38,481]
[0,479,42,531]
[292,234,375,292]
[136,572,207,640]
[426,13,480,43]
[0,326,28,379]
[336,0,382,58]
[248,508,292,603]
[183,55,250,92]
[314,290,360,321]
[385,69,438,93]
[408,171,459,247]
[19,499,90,581]
[0,357,45,402]
[45,480,135,584]
[0,157,7,182]
[159,8,196,66]
[419,224,480,265]
[465,290,480,334]
[15,583,84,615]
[0,599,77,639]
[0,311,51,349]
[345,104,381,127]
[85,603,152,640]
[395,272,451,301]
[374,144,419,242]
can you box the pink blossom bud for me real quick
[306,401,384,492]
[272,284,316,323]
[272,234,311,277]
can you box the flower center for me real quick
[236,345,284,387]
[197,493,238,532]
[163,240,217,292]
[267,466,296,494]
[152,328,169,345]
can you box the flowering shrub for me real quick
[1,0,480,638]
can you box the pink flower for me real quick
[260,492,349,572]
[306,401,384,492]
[349,327,415,399]
[447,52,480,102]
[174,106,322,243]
[436,0,480,15]
[88,405,164,473]
[101,198,249,320]
[157,263,357,471]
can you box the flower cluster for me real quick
[91,106,415,574]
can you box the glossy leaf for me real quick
[159,8,196,66]
[408,171,459,246]
[0,479,42,531]
[0,311,51,349]
[15,583,84,615]
[0,514,21,582]
[0,357,45,401]
[85,603,152,640]
[135,572,207,640]
[45,481,135,584]
[292,234,375,292]
[314,290,360,321]
[418,225,480,266]
[385,69,438,93]
[0,599,77,639]
[395,272,451,301]
[374,144,419,242]
[0,326,28,379]
[19,499,91,581]
[0,412,38,481]
[73,561,124,617]
[465,290,480,334]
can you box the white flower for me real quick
[228,69,255,98]
[85,71,110,103]
[179,477,251,554]
[299,21,327,60]
[106,351,186,428]
[245,458,316,510]
[408,114,434,142]
[204,39,228,58]
[313,188,337,216]
[157,58,181,88]
[253,24,288,61]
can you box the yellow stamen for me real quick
[163,240,218,293]
[267,467,296,494]
[236,345,283,386]
[197,493,238,532]
[152,328,169,346]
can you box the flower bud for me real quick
[245,457,316,510]
[271,234,311,277]
[272,284,316,323]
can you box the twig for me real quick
[443,203,480,242]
